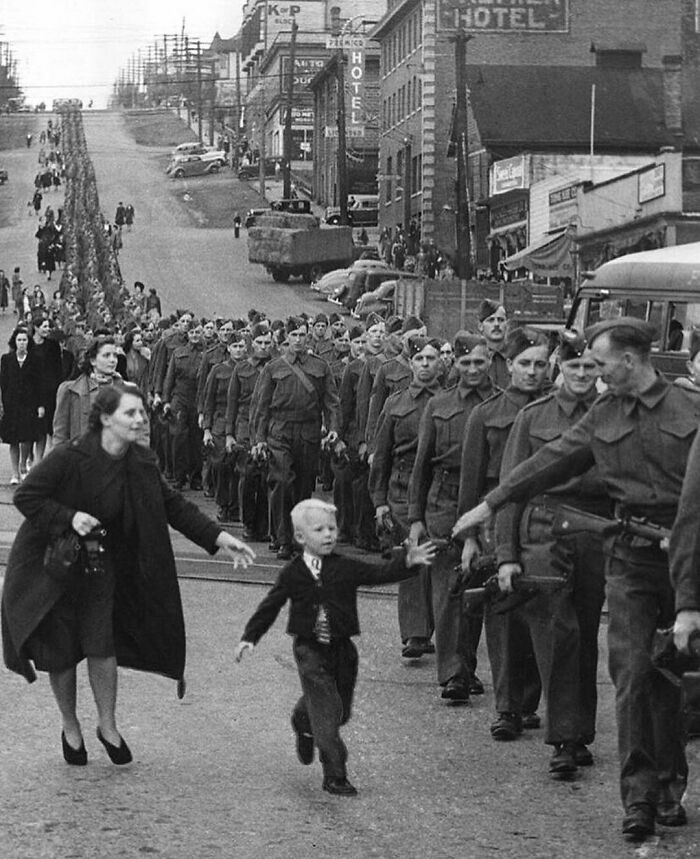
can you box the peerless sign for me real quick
[437,0,569,33]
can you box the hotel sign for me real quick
[437,0,569,33]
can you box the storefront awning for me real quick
[501,229,574,278]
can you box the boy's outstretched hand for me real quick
[405,539,438,568]
[234,641,255,663]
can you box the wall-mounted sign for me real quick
[638,163,666,204]
[325,126,366,138]
[347,46,365,138]
[291,106,314,126]
[326,35,366,50]
[267,2,326,40]
[280,56,326,91]
[437,0,569,33]
[491,154,530,196]
[549,183,578,230]
[491,198,528,229]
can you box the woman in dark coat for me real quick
[31,318,65,459]
[0,328,45,484]
[1,382,255,766]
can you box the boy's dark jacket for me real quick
[242,551,416,644]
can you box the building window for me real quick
[595,49,642,68]
[406,79,411,114]
[396,149,404,200]
[386,155,393,204]
[412,154,422,195]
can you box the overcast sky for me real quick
[2,0,243,107]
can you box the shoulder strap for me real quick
[282,355,316,396]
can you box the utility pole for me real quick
[196,40,203,142]
[336,50,349,225]
[258,84,267,199]
[451,31,472,281]
[283,21,298,199]
[163,35,169,107]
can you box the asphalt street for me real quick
[1,112,700,858]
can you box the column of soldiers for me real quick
[144,303,700,842]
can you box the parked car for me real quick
[324,194,379,227]
[245,208,267,228]
[237,157,281,181]
[352,280,399,319]
[313,259,389,296]
[0,167,8,185]
[171,142,219,158]
[166,152,226,178]
[330,267,418,311]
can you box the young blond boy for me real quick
[235,498,435,795]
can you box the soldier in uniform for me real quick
[151,312,192,477]
[308,313,335,361]
[454,318,700,840]
[225,324,273,541]
[369,336,442,658]
[349,313,387,551]
[162,320,204,491]
[197,319,235,497]
[365,315,427,455]
[494,331,608,776]
[202,332,247,523]
[253,316,340,560]
[477,299,509,389]
[457,327,549,741]
[408,332,497,701]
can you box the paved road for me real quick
[83,111,323,319]
[2,113,700,857]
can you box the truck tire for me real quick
[307,263,324,283]
[208,162,221,173]
[173,168,185,179]
[271,268,290,283]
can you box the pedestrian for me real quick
[124,204,135,231]
[53,336,123,445]
[0,328,45,484]
[11,267,23,316]
[31,317,65,461]
[233,211,242,238]
[26,133,33,148]
[145,287,162,320]
[1,382,255,767]
[234,498,435,796]
[122,329,150,389]
[114,202,126,228]
[32,189,42,216]
[0,268,9,313]
[453,317,700,841]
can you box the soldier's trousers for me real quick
[209,434,238,513]
[332,454,355,539]
[388,459,433,641]
[268,419,320,548]
[517,504,604,745]
[170,402,202,484]
[605,537,687,812]
[292,637,358,780]
[352,459,377,546]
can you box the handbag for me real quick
[43,530,82,583]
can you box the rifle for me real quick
[550,504,670,545]
[652,629,700,737]
[460,573,567,615]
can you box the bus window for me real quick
[667,303,700,351]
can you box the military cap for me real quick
[406,335,441,357]
[478,298,504,322]
[349,325,365,341]
[386,315,403,335]
[313,312,329,325]
[250,323,268,339]
[584,316,656,348]
[401,314,425,335]
[453,331,487,357]
[286,315,308,334]
[558,328,588,362]
[690,328,700,361]
[504,325,550,360]
[229,330,246,344]
[365,312,385,330]
[329,312,342,325]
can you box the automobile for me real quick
[324,194,379,227]
[313,259,389,296]
[0,167,8,185]
[237,157,281,181]
[171,142,219,158]
[352,280,399,319]
[166,152,226,178]
[244,208,267,228]
[330,266,415,311]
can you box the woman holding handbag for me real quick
[1,382,255,766]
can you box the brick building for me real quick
[371,0,700,269]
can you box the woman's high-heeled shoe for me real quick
[61,731,87,766]
[96,727,132,765]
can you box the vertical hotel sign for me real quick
[437,0,569,33]
[348,40,366,138]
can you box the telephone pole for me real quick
[451,31,472,280]
[283,21,298,199]
[196,40,203,143]
[336,51,349,225]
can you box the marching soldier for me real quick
[253,316,340,560]
[457,327,549,740]
[477,300,509,389]
[197,319,235,497]
[454,318,700,840]
[370,336,442,658]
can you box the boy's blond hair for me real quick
[291,499,337,533]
